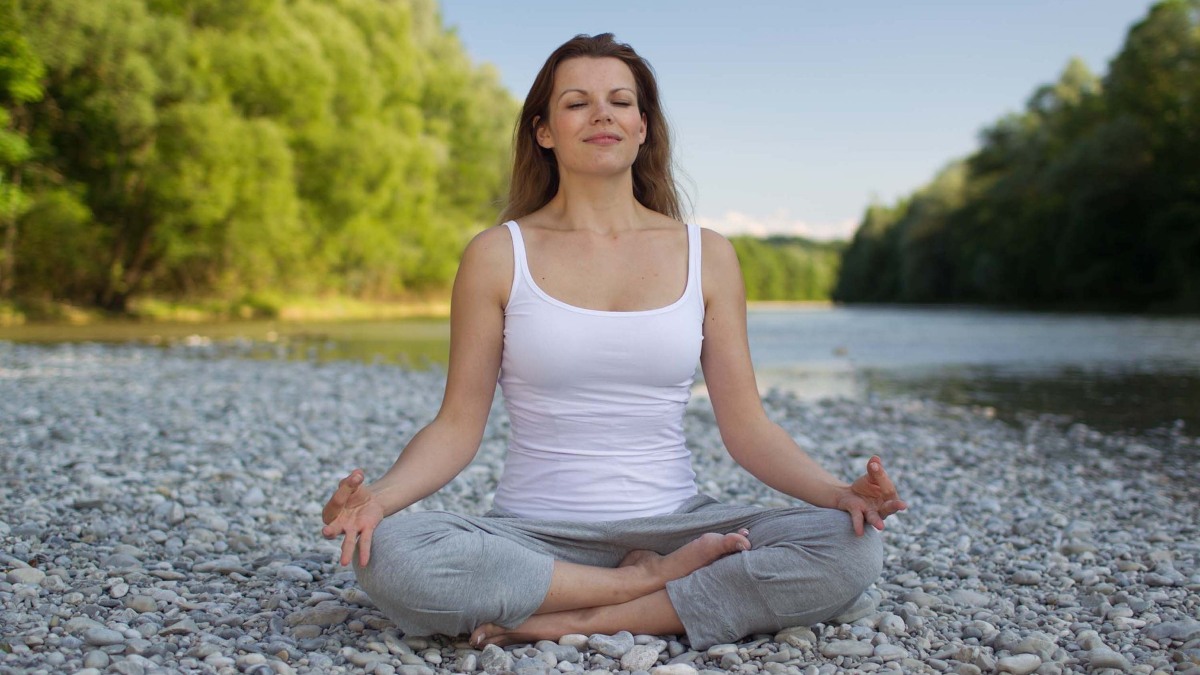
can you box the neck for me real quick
[544,171,645,233]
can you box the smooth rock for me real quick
[621,644,661,671]
[1088,647,1131,671]
[874,644,907,662]
[651,666,698,675]
[83,627,125,646]
[589,631,635,658]
[285,605,350,627]
[7,568,46,585]
[997,654,1041,675]
[819,640,874,657]
[559,634,589,649]
[481,644,514,673]
[276,565,313,583]
[775,626,817,648]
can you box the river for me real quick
[4,305,1198,436]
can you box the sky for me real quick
[438,1,1158,240]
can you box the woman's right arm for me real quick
[321,226,512,565]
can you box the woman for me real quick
[321,33,906,650]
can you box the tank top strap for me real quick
[687,222,703,311]
[503,220,530,299]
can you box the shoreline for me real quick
[1,343,1198,674]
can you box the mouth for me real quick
[584,133,622,144]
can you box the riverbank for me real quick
[1,343,1198,674]
[0,294,451,327]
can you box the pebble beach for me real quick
[2,342,1198,675]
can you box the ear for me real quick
[534,115,554,149]
[638,112,648,145]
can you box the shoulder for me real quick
[461,224,514,268]
[699,227,741,275]
[455,224,514,302]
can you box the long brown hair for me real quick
[498,33,685,224]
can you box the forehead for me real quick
[553,57,638,94]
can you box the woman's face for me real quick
[536,56,647,177]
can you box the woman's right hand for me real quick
[321,468,385,567]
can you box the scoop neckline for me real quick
[506,221,694,317]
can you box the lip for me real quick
[583,133,622,145]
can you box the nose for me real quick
[593,103,613,124]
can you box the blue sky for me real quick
[439,1,1157,240]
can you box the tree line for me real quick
[835,0,1200,311]
[1,0,516,313]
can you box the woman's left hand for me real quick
[835,455,907,536]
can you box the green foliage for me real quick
[2,0,517,309]
[730,235,843,301]
[836,0,1200,311]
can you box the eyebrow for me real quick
[557,87,636,101]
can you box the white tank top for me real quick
[494,220,703,521]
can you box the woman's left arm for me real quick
[698,229,906,535]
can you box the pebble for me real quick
[621,644,662,671]
[0,343,1197,675]
[277,565,314,582]
[7,568,46,585]
[82,628,125,646]
[590,631,635,658]
[481,644,514,673]
[997,654,1042,675]
[652,666,698,675]
[819,639,874,657]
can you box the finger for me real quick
[358,526,374,568]
[884,499,908,515]
[323,469,365,524]
[321,523,339,539]
[850,508,865,537]
[339,529,358,567]
[868,510,885,531]
[868,456,899,495]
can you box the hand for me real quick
[835,455,907,536]
[321,468,385,567]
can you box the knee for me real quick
[747,509,883,619]
[352,512,484,635]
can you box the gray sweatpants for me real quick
[353,494,882,649]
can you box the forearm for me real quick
[366,417,482,516]
[725,422,848,509]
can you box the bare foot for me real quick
[471,616,563,648]
[619,529,750,588]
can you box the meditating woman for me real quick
[321,33,906,650]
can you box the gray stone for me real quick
[651,666,698,675]
[1014,633,1057,661]
[7,568,46,585]
[874,644,906,662]
[1088,647,1131,671]
[705,643,737,658]
[819,640,874,657]
[1146,620,1200,642]
[1012,570,1042,585]
[622,644,662,671]
[126,595,157,613]
[775,625,816,648]
[949,589,991,607]
[589,631,635,658]
[83,650,110,669]
[276,565,313,582]
[997,654,1041,675]
[481,644,514,673]
[719,652,743,669]
[83,627,125,646]
[559,634,589,649]
[285,604,350,627]
[536,640,581,663]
